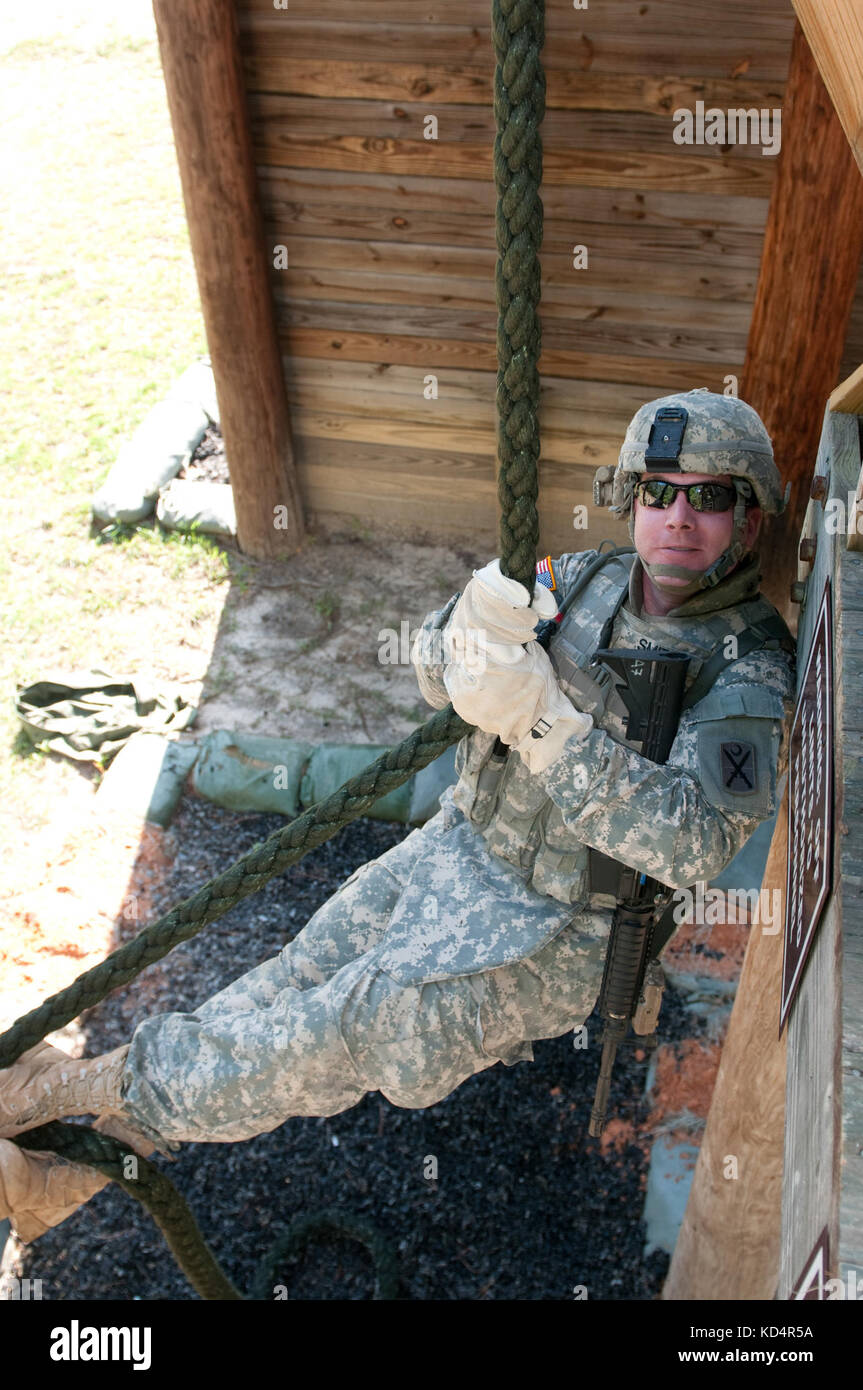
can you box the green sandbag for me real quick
[193,731,313,817]
[156,479,236,537]
[300,743,414,822]
[408,745,457,823]
[193,733,457,825]
[96,733,199,827]
[92,360,217,524]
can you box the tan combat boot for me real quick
[0,1041,132,1140]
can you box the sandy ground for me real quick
[0,527,484,1037]
[0,0,156,54]
[195,533,481,743]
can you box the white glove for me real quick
[444,639,592,773]
[444,559,559,672]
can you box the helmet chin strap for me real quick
[628,481,752,597]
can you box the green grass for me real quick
[0,25,233,831]
[4,34,152,62]
[313,590,341,630]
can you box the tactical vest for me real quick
[450,548,795,908]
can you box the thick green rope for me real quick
[248,1212,400,1301]
[5,0,546,1300]
[494,0,545,593]
[19,1123,400,1301]
[0,706,467,1070]
[20,1122,244,1300]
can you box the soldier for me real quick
[0,390,796,1240]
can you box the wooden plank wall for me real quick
[235,0,863,556]
[779,407,863,1297]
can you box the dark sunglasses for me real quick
[633,479,738,513]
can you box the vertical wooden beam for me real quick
[662,791,788,1301]
[792,1,863,178]
[153,0,305,559]
[742,20,863,610]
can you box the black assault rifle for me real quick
[584,648,690,1138]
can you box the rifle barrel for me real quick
[589,1019,628,1137]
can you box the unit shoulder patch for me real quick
[692,710,777,820]
[720,740,757,795]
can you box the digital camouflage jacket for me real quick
[412,547,796,958]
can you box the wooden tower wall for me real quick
[235,0,863,556]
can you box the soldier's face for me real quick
[633,471,762,586]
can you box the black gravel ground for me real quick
[13,796,691,1302]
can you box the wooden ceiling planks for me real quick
[238,0,794,34]
[236,18,793,80]
[247,95,782,157]
[234,0,863,556]
[242,63,783,115]
[245,137,777,198]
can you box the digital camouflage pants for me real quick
[120,803,613,1144]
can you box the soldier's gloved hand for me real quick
[444,639,592,773]
[443,559,559,669]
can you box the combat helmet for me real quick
[593,388,790,594]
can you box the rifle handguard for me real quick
[587,649,690,1139]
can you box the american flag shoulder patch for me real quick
[535,555,556,591]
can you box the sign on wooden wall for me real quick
[781,578,834,1033]
[790,1227,831,1299]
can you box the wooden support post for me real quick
[742,20,863,610]
[153,0,304,559]
[662,790,788,1301]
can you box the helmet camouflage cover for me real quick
[593,388,791,594]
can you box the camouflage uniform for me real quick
[117,546,795,1146]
